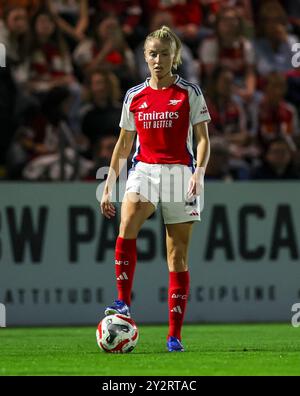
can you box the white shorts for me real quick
[124,162,204,224]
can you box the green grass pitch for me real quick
[1,324,300,376]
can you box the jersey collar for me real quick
[145,74,180,87]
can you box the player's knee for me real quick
[119,217,140,238]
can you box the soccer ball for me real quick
[96,314,139,353]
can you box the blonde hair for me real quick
[144,25,182,70]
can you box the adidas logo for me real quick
[138,102,148,109]
[117,272,128,280]
[189,210,199,216]
[171,306,182,314]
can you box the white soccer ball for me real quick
[96,314,139,353]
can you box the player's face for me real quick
[144,38,175,78]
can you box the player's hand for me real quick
[100,191,116,219]
[187,167,204,198]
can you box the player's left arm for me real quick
[187,121,210,197]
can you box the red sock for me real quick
[115,236,137,306]
[168,271,190,341]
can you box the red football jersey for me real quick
[119,75,211,166]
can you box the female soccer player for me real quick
[100,26,210,352]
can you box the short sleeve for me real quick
[189,86,211,126]
[119,92,136,131]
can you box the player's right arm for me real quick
[100,128,136,218]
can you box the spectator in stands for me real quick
[7,86,91,180]
[205,137,250,180]
[207,67,250,153]
[80,68,121,156]
[205,137,232,181]
[199,6,256,103]
[202,0,254,38]
[46,0,89,50]
[0,66,17,172]
[85,134,119,180]
[134,11,199,84]
[251,138,299,179]
[95,135,118,167]
[2,0,299,182]
[27,9,82,133]
[0,5,38,130]
[285,67,300,119]
[144,0,203,47]
[206,66,257,175]
[254,1,298,78]
[28,9,74,93]
[0,5,31,84]
[0,0,41,18]
[252,0,300,38]
[73,15,136,91]
[253,72,299,147]
[282,0,300,37]
[89,0,143,48]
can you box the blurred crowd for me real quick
[0,0,299,181]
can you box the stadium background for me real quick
[0,0,300,328]
[1,181,300,326]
